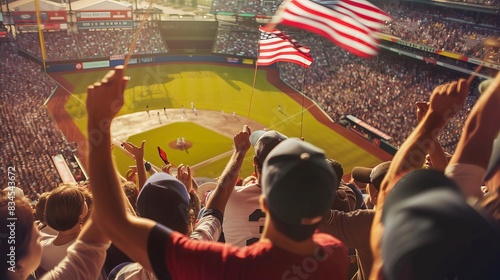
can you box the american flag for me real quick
[267,0,392,58]
[257,27,313,68]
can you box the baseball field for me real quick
[48,62,386,181]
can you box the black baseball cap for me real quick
[485,134,500,181]
[352,161,391,191]
[262,139,338,225]
[137,173,190,232]
[381,169,500,279]
[250,130,288,166]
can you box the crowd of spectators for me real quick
[446,0,499,6]
[0,42,76,201]
[15,27,167,61]
[213,24,482,153]
[278,34,480,153]
[381,2,500,62]
[211,0,499,62]
[211,0,279,15]
[213,28,258,57]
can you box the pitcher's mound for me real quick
[169,140,193,151]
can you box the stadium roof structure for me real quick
[71,0,132,11]
[8,0,66,11]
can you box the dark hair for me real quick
[327,159,343,185]
[254,156,264,175]
[34,192,50,222]
[0,192,35,279]
[79,186,93,224]
[45,185,86,231]
[189,192,200,218]
[269,210,319,242]
[122,181,138,212]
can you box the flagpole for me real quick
[247,30,261,125]
[299,58,307,139]
[124,0,155,68]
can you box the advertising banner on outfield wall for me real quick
[13,11,67,24]
[83,60,110,69]
[46,55,253,72]
[77,20,133,30]
[76,10,133,21]
[242,59,254,65]
[77,10,133,30]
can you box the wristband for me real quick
[145,161,152,172]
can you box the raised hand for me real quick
[122,140,148,191]
[233,125,251,154]
[122,141,146,162]
[428,79,469,125]
[86,65,128,130]
[126,166,137,182]
[176,164,193,193]
[416,102,429,124]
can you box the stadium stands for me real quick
[3,0,498,200]
[16,28,167,61]
[278,34,480,152]
[0,42,76,201]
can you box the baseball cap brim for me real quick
[250,130,267,146]
[351,167,372,183]
[197,182,217,205]
[485,134,500,180]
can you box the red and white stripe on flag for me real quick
[268,0,391,58]
[257,26,313,68]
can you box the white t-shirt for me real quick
[40,237,77,271]
[445,163,486,199]
[223,183,265,247]
[41,240,110,280]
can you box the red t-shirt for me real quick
[148,225,348,280]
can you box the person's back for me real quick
[155,231,346,280]
[40,185,88,272]
[223,183,263,246]
[223,130,287,247]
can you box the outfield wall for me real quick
[43,53,266,72]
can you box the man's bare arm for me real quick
[206,125,251,214]
[86,66,156,271]
[448,72,500,198]
[370,79,469,279]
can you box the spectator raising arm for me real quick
[370,79,469,279]
[416,102,448,171]
[447,71,500,199]
[86,66,156,272]
[122,140,148,191]
[205,125,251,214]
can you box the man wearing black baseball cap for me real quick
[352,161,391,208]
[223,130,288,247]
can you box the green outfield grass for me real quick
[62,63,381,179]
